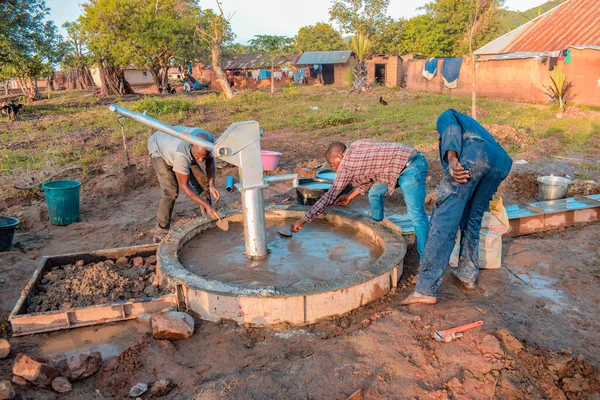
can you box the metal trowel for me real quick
[216,216,229,231]
[277,228,293,238]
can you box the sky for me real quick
[47,0,547,45]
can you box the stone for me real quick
[495,328,523,353]
[75,260,85,267]
[137,313,152,326]
[51,377,72,393]
[12,354,59,386]
[143,285,159,297]
[132,257,144,268]
[57,351,102,381]
[145,255,157,266]
[0,339,10,359]
[562,377,590,393]
[129,382,148,397]
[11,376,28,386]
[0,381,15,399]
[116,256,129,265]
[150,379,175,397]
[152,311,195,340]
[479,334,504,358]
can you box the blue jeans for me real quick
[414,157,511,297]
[368,153,429,260]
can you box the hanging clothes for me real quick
[441,58,463,89]
[293,69,304,83]
[259,69,268,79]
[565,49,572,64]
[549,57,558,71]
[422,58,439,80]
[273,71,283,80]
[251,70,260,80]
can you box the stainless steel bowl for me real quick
[537,176,572,200]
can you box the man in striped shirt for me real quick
[291,139,430,260]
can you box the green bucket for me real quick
[42,180,82,226]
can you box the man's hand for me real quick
[209,185,220,203]
[448,157,471,184]
[334,194,352,207]
[291,219,306,232]
[204,205,220,220]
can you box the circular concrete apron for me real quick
[157,206,406,326]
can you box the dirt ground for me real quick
[1,113,600,398]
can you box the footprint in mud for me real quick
[329,245,346,262]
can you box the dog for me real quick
[1,102,24,121]
[379,97,388,106]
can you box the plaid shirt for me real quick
[302,139,417,222]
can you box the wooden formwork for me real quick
[10,244,180,337]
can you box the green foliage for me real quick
[329,0,391,36]
[350,33,372,62]
[312,109,358,129]
[0,0,65,97]
[344,68,354,87]
[129,97,197,116]
[502,0,564,31]
[544,66,574,110]
[295,23,348,52]
[248,35,294,60]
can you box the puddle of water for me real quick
[512,271,577,312]
[274,329,315,339]
[37,320,151,359]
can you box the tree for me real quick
[329,0,391,36]
[464,0,503,119]
[349,32,372,93]
[195,5,236,99]
[80,0,201,91]
[295,23,347,52]
[248,35,294,94]
[0,0,65,100]
[61,21,95,90]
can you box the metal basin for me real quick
[316,168,336,182]
[537,176,572,200]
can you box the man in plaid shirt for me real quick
[291,139,430,260]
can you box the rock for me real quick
[152,311,195,340]
[479,334,504,358]
[61,302,73,310]
[11,376,28,386]
[145,255,157,266]
[57,351,102,381]
[0,381,15,399]
[75,260,85,267]
[12,354,59,386]
[0,339,10,359]
[129,382,148,397]
[151,379,174,397]
[143,285,159,297]
[137,313,152,326]
[562,376,590,393]
[132,257,144,268]
[116,256,129,265]
[495,328,523,353]
[51,377,72,393]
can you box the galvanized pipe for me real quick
[240,187,268,259]
[109,104,215,152]
[263,173,299,188]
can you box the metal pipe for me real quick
[263,173,299,188]
[225,176,234,192]
[108,104,215,152]
[241,187,268,258]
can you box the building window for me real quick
[143,71,148,77]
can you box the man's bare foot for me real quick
[399,292,437,306]
[450,270,477,290]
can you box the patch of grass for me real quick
[311,109,358,129]
[130,96,197,116]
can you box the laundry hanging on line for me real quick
[422,58,439,80]
[441,58,463,89]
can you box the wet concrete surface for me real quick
[179,220,382,287]
[35,320,151,359]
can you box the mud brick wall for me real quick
[406,48,600,107]
[366,56,402,87]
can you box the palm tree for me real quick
[349,32,372,94]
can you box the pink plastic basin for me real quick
[261,150,283,171]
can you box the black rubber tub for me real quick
[0,216,19,252]
[296,178,352,205]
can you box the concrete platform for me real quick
[157,207,406,326]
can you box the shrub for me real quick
[130,97,197,116]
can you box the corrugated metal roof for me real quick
[296,51,354,65]
[221,53,301,70]
[476,0,600,55]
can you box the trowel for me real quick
[117,115,137,175]
[277,227,294,237]
[215,215,229,231]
